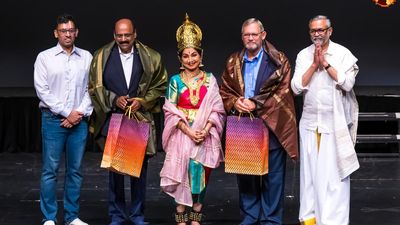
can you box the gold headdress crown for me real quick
[176,13,202,52]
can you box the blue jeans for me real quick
[237,148,287,225]
[40,110,88,224]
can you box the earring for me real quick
[180,63,185,70]
[199,50,204,67]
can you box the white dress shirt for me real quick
[118,47,134,89]
[34,43,93,117]
[291,40,358,133]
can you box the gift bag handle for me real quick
[124,105,140,121]
[237,112,256,121]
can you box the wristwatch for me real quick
[324,63,331,70]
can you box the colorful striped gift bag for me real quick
[101,111,150,177]
[224,113,269,175]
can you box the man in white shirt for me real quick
[291,15,360,225]
[34,13,92,225]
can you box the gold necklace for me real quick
[181,70,206,106]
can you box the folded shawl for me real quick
[332,55,360,180]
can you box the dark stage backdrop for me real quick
[0,0,399,88]
[1,0,399,153]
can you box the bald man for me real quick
[89,18,168,225]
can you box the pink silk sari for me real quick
[160,75,226,206]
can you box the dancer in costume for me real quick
[160,14,226,225]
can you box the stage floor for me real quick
[0,152,399,225]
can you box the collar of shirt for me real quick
[325,39,334,56]
[118,46,134,58]
[243,48,264,99]
[243,47,263,63]
[54,43,80,57]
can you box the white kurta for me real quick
[291,40,359,225]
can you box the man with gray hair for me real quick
[291,15,359,225]
[220,18,298,225]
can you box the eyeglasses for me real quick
[114,33,134,39]
[242,31,263,38]
[57,28,77,34]
[309,27,330,35]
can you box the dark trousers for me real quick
[108,157,149,225]
[237,148,287,225]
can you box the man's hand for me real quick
[116,96,129,110]
[66,110,83,125]
[315,44,330,70]
[127,98,141,112]
[60,118,74,128]
[313,44,321,69]
[243,99,256,111]
[234,97,255,112]
[302,44,323,87]
[317,46,329,69]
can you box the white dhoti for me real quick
[299,127,350,225]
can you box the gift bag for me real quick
[101,110,150,177]
[224,113,269,175]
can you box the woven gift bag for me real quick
[225,113,269,175]
[101,106,150,177]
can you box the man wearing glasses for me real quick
[220,18,298,225]
[88,18,167,225]
[34,14,93,225]
[291,15,359,225]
